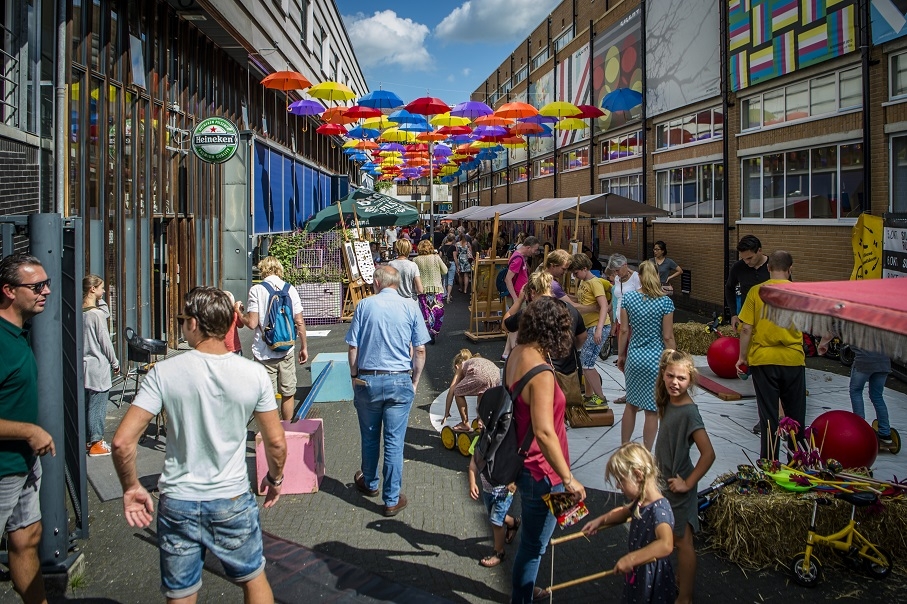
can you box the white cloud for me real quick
[435,0,561,44]
[462,68,471,76]
[344,10,433,71]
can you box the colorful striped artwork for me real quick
[727,0,857,91]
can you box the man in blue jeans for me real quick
[113,287,287,602]
[347,266,430,517]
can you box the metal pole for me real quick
[28,214,68,571]
[55,0,66,215]
[429,141,434,240]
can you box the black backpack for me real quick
[474,363,552,485]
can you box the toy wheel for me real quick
[872,419,878,432]
[457,432,473,456]
[471,418,481,431]
[440,426,455,450]
[839,345,855,367]
[863,547,893,579]
[889,428,901,454]
[598,335,614,362]
[790,553,821,587]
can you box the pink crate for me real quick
[255,419,325,495]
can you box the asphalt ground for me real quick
[1,291,904,603]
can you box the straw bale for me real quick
[672,323,738,356]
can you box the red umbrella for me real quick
[405,96,451,116]
[261,71,312,90]
[576,104,605,119]
[495,102,538,119]
[437,125,472,136]
[316,123,346,136]
[761,279,907,361]
[344,105,383,119]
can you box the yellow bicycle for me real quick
[790,491,893,587]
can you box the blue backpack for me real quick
[261,282,296,352]
[495,267,509,296]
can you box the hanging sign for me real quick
[191,117,238,163]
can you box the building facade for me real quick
[1,0,367,350]
[455,0,897,314]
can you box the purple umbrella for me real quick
[450,101,493,119]
[473,125,507,137]
[518,114,558,124]
[288,99,323,116]
[433,144,452,156]
[380,143,406,152]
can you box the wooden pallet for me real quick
[697,374,744,401]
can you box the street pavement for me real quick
[1,291,903,603]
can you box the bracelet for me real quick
[265,472,283,487]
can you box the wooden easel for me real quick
[339,200,372,321]
[465,213,508,341]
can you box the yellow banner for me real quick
[851,213,883,280]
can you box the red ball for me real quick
[811,410,878,469]
[707,336,740,379]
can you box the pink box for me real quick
[256,419,325,495]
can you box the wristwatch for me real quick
[265,472,284,487]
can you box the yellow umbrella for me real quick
[379,128,417,143]
[430,112,471,127]
[440,166,460,175]
[554,117,589,130]
[539,101,581,118]
[307,81,357,103]
[362,115,393,130]
[342,139,359,148]
[380,157,403,166]
[470,140,499,148]
[377,151,404,160]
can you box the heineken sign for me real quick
[191,117,238,163]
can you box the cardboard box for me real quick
[256,419,324,494]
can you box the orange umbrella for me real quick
[261,71,312,90]
[475,114,514,126]
[416,131,447,142]
[495,102,538,119]
[322,106,357,125]
[511,122,544,135]
[355,140,378,150]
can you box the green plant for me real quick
[69,572,88,594]
[267,229,346,285]
[373,180,393,193]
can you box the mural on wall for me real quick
[529,69,555,156]
[728,0,858,92]
[646,0,721,117]
[871,0,907,44]
[592,8,642,134]
[556,45,591,147]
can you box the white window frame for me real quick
[562,147,589,172]
[890,51,907,101]
[654,108,723,151]
[553,26,574,54]
[299,0,310,47]
[513,66,528,86]
[510,164,528,182]
[533,156,554,178]
[600,130,643,164]
[496,171,508,186]
[600,174,642,201]
[655,162,724,219]
[531,48,549,72]
[481,175,492,190]
[891,134,907,213]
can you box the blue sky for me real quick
[335,0,561,107]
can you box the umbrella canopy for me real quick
[539,101,582,118]
[321,106,356,124]
[287,99,323,116]
[554,118,589,130]
[437,125,472,136]
[346,125,380,139]
[576,104,605,119]
[405,96,451,116]
[450,100,493,120]
[357,90,404,110]
[510,122,545,135]
[316,123,346,136]
[416,131,447,142]
[475,115,514,127]
[305,188,418,232]
[430,113,471,127]
[760,280,907,361]
[344,105,383,119]
[519,114,559,124]
[387,109,427,125]
[495,102,539,119]
[601,88,643,112]
[261,71,312,91]
[307,81,356,102]
[379,128,417,143]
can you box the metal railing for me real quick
[0,21,20,128]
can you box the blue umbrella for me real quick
[346,125,380,139]
[601,88,642,112]
[399,122,432,133]
[357,90,404,110]
[387,109,427,125]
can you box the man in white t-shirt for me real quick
[237,256,308,420]
[112,286,287,602]
[384,226,398,249]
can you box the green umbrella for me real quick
[305,188,419,232]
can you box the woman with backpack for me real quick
[506,296,586,603]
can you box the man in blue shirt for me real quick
[346,266,430,517]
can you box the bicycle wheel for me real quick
[790,553,821,587]
[598,335,614,362]
[863,546,893,579]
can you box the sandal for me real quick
[613,396,627,405]
[480,550,506,567]
[452,422,472,433]
[532,586,551,601]
[505,517,521,544]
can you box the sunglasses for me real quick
[13,278,51,294]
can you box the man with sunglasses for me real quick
[0,253,55,604]
[113,287,287,602]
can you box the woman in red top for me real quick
[507,296,587,603]
[225,291,244,355]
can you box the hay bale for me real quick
[704,488,907,571]
[672,322,739,355]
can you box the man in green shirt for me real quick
[0,253,55,604]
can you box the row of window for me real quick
[601,175,642,202]
[656,164,725,219]
[655,109,723,150]
[601,131,643,163]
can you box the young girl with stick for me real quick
[653,350,716,604]
[443,350,500,432]
[582,443,675,603]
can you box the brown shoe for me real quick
[383,494,408,517]
[354,471,379,497]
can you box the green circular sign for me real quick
[191,117,238,163]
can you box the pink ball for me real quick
[707,336,740,379]
[811,410,878,469]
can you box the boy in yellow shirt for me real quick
[569,254,611,407]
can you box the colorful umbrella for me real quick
[322,106,356,124]
[387,109,427,125]
[344,105,382,119]
[261,71,312,91]
[346,125,380,139]
[362,115,393,130]
[437,125,472,136]
[601,88,643,112]
[495,102,539,119]
[450,100,493,120]
[475,115,514,127]
[554,118,589,130]
[416,131,447,142]
[307,81,356,102]
[379,128,417,143]
[405,96,452,116]
[519,114,558,124]
[429,113,471,127]
[510,122,545,135]
[287,99,323,116]
[357,90,404,110]
[355,140,379,150]
[316,123,347,136]
[540,101,582,118]
[575,104,605,119]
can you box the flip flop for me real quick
[451,422,472,433]
[480,550,506,568]
[505,517,521,544]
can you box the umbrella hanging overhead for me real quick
[261,71,312,90]
[379,128,417,143]
[510,122,545,135]
[576,104,605,119]
[539,101,582,118]
[321,106,356,124]
[344,105,382,119]
[495,102,539,119]
[405,96,452,116]
[554,117,589,130]
[346,125,380,139]
[450,100,493,120]
[357,89,404,110]
[429,113,471,127]
[316,123,347,136]
[387,109,427,125]
[601,88,643,112]
[519,114,558,124]
[416,131,447,142]
[361,115,393,130]
[475,114,515,127]
[305,188,418,232]
[437,125,473,136]
[287,99,323,116]
[307,81,356,102]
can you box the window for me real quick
[655,163,724,218]
[892,52,907,99]
[892,135,907,212]
[562,148,589,171]
[601,174,642,201]
[740,67,862,130]
[488,91,499,106]
[510,165,528,182]
[501,79,512,95]
[740,142,863,219]
[654,108,722,150]
[531,48,549,72]
[330,53,338,81]
[481,175,492,189]
[314,24,324,66]
[534,156,554,177]
[496,171,508,186]
[553,26,574,53]
[300,0,310,45]
[602,131,643,162]
[513,66,528,86]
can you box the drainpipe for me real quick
[589,20,596,198]
[721,0,732,311]
[54,0,66,215]
[640,1,649,260]
[860,0,871,212]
